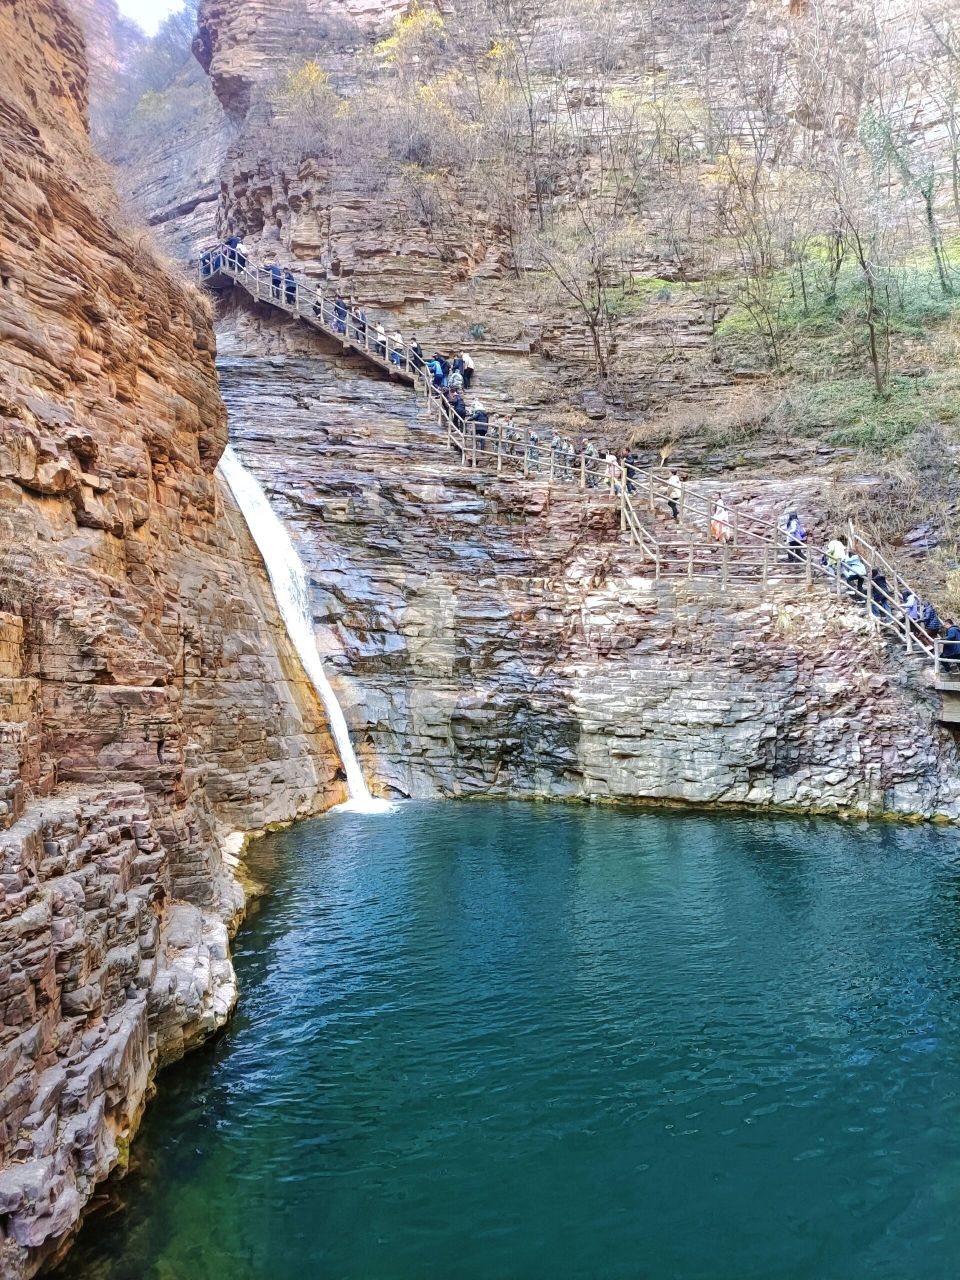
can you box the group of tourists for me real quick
[777,518,958,663]
[201,239,957,669]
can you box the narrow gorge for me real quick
[3,0,960,1275]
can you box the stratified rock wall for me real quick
[0,2,340,1273]
[220,338,960,821]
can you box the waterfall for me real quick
[218,445,390,814]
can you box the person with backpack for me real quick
[268,263,282,301]
[840,552,869,598]
[388,331,404,365]
[410,339,424,373]
[462,352,475,389]
[284,269,297,306]
[783,510,806,562]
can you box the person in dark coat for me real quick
[451,392,466,424]
[334,293,347,333]
[284,270,297,306]
[870,569,892,620]
[941,624,960,675]
[267,264,282,300]
[471,402,489,451]
[225,234,239,268]
[411,339,424,373]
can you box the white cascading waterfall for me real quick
[218,445,390,814]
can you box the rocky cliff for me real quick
[215,308,960,821]
[0,2,340,1273]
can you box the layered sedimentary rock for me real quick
[217,316,960,820]
[0,2,339,1273]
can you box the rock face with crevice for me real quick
[0,3,340,1273]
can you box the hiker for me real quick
[870,569,892,620]
[199,247,213,277]
[224,234,239,267]
[388,331,404,365]
[471,401,489,451]
[840,551,869,598]
[503,416,520,457]
[783,510,806,562]
[667,470,682,521]
[410,338,424,373]
[374,322,387,357]
[824,536,847,575]
[448,366,464,393]
[462,352,475,389]
[334,294,347,333]
[921,599,942,637]
[235,239,248,270]
[451,391,466,424]
[550,432,564,476]
[622,449,639,495]
[603,450,621,492]
[355,305,367,342]
[428,357,444,387]
[940,624,960,675]
[583,439,599,487]
[564,439,576,482]
[711,494,732,544]
[528,430,541,472]
[312,284,324,319]
[284,269,297,306]
[902,588,921,624]
[269,263,282,301]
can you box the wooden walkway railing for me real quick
[200,242,943,665]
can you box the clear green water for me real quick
[57,802,960,1280]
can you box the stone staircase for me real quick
[200,242,946,676]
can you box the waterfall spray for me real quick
[218,446,390,813]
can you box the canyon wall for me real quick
[183,0,960,823]
[0,2,340,1273]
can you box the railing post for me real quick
[762,546,768,587]
[549,446,555,489]
[733,510,740,547]
[523,432,529,479]
[687,545,693,579]
[472,425,477,468]
[620,466,628,531]
[496,425,503,474]
[805,546,813,589]
[648,467,655,513]
[722,545,730,588]
[905,615,913,653]
[679,485,686,523]
[579,456,586,490]
[935,639,941,677]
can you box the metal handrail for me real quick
[199,242,943,662]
